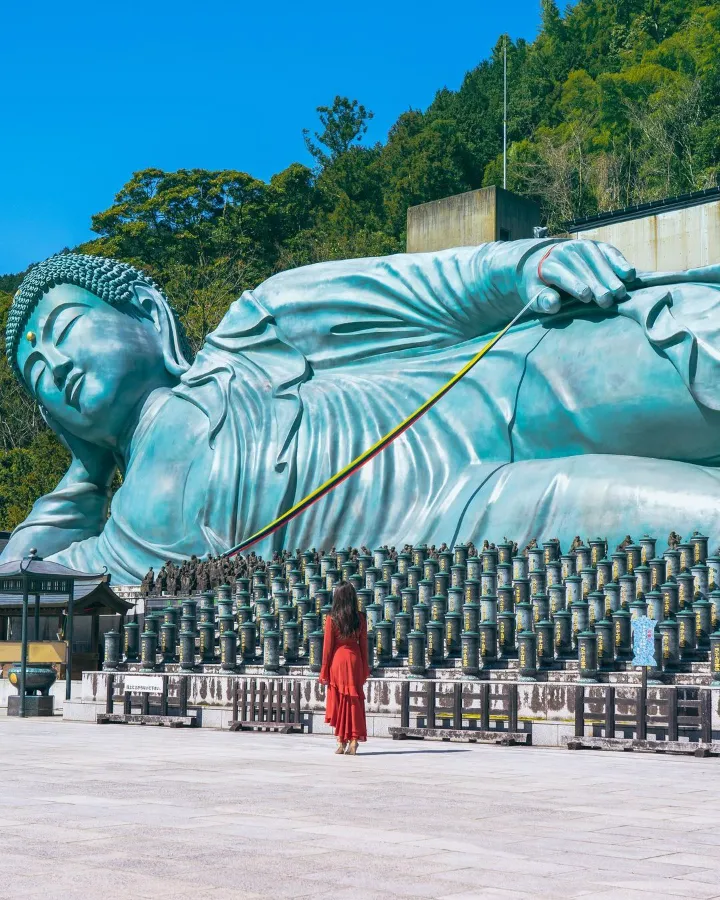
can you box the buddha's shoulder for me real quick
[116,396,214,523]
[130,393,213,468]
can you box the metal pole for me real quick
[503,35,507,190]
[34,593,40,641]
[637,665,648,741]
[119,613,126,665]
[65,581,74,702]
[20,573,28,718]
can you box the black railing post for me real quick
[574,685,585,738]
[508,684,518,733]
[179,675,188,717]
[605,686,615,739]
[105,673,115,714]
[160,675,168,717]
[481,682,490,731]
[453,683,462,730]
[701,689,712,744]
[667,688,678,741]
[400,681,410,728]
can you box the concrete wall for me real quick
[496,188,542,244]
[407,186,720,272]
[406,187,540,253]
[571,199,720,272]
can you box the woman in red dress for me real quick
[319,582,370,755]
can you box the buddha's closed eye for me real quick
[43,301,89,346]
[53,309,84,346]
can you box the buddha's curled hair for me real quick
[6,253,193,379]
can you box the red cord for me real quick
[537,246,555,286]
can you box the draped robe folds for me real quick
[7,242,720,583]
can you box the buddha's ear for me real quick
[130,282,164,331]
[130,282,192,377]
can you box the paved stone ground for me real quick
[2,719,720,900]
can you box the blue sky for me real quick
[0,0,559,274]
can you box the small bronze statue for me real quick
[140,566,155,597]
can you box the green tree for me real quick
[0,431,70,532]
[303,96,374,167]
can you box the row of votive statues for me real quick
[105,533,720,683]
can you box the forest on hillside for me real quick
[0,0,718,531]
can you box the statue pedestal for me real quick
[8,695,55,716]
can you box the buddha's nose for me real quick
[51,358,73,390]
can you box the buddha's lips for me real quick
[65,372,84,407]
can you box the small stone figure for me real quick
[188,557,198,591]
[165,560,178,595]
[154,565,167,596]
[617,535,633,551]
[140,566,155,597]
[179,562,189,595]
[668,531,683,549]
[196,561,209,593]
[570,535,584,551]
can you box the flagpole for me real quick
[503,34,508,189]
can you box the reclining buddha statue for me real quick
[2,238,720,582]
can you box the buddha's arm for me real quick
[0,452,115,562]
[47,528,140,584]
[248,242,554,368]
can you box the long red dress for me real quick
[319,614,370,743]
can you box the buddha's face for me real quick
[15,282,173,447]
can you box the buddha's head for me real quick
[7,254,192,448]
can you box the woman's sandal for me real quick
[335,742,347,754]
[346,739,359,755]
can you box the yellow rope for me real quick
[225,297,536,555]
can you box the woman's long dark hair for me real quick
[331,582,361,638]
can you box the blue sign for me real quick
[631,615,657,667]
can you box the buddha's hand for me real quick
[522,240,636,315]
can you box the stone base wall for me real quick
[70,668,720,747]
[0,679,82,711]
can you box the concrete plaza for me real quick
[2,719,720,900]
